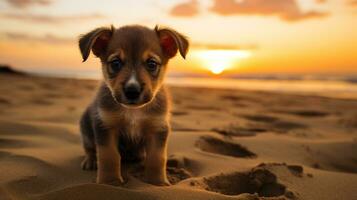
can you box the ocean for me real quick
[25,68,357,100]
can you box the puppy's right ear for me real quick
[155,25,189,59]
[79,26,114,62]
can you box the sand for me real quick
[0,73,356,200]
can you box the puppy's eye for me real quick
[146,58,160,74]
[108,58,123,75]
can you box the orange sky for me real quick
[0,0,356,76]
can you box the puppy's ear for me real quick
[155,25,189,59]
[79,26,114,62]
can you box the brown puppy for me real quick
[78,25,189,186]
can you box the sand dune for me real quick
[0,74,357,200]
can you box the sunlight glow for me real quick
[194,50,251,74]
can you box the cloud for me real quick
[0,13,106,24]
[210,0,329,22]
[170,0,199,17]
[349,0,357,6]
[6,0,52,8]
[192,43,258,50]
[2,32,73,44]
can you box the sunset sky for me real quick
[0,0,356,76]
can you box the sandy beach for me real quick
[0,73,356,200]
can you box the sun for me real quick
[194,50,251,74]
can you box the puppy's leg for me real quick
[144,126,170,186]
[81,143,97,170]
[80,109,97,170]
[96,128,124,186]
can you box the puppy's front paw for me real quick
[100,179,125,186]
[98,176,125,186]
[81,156,97,170]
[158,180,171,186]
[145,176,171,186]
[149,180,171,186]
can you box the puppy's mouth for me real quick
[112,93,153,109]
[120,102,147,109]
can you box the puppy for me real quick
[78,25,189,186]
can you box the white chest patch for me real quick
[123,110,144,141]
[99,108,160,142]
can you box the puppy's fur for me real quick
[78,25,189,186]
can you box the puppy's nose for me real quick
[124,85,141,101]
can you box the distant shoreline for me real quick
[13,66,357,84]
[2,65,357,100]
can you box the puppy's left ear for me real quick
[155,26,189,59]
[79,25,114,62]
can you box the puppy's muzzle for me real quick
[124,84,142,102]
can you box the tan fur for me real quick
[96,129,123,185]
[98,107,164,141]
[142,50,162,64]
[107,49,125,63]
[144,129,169,185]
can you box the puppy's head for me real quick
[79,25,189,108]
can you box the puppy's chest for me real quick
[121,111,144,139]
[100,108,164,139]
[100,110,149,139]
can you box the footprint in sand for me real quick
[220,95,242,101]
[195,136,256,158]
[45,93,64,99]
[17,84,35,91]
[0,150,61,187]
[171,111,189,116]
[30,98,54,106]
[303,141,357,174]
[38,82,59,90]
[220,94,259,104]
[339,114,357,129]
[274,109,330,118]
[185,105,221,111]
[166,155,195,184]
[273,121,307,131]
[212,124,267,137]
[166,167,193,184]
[241,114,307,133]
[191,163,303,199]
[129,155,194,184]
[241,114,279,123]
[0,138,34,149]
[84,84,97,90]
[0,97,11,105]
